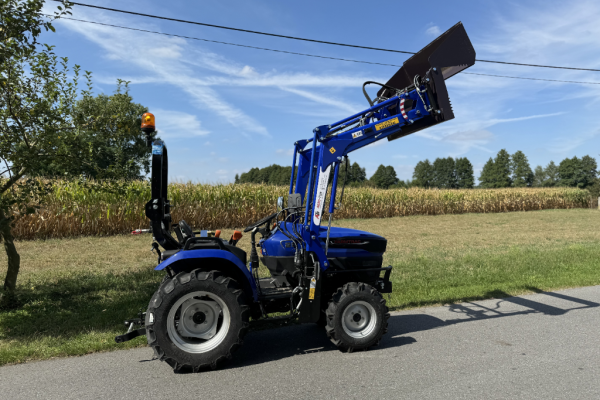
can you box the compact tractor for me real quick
[116,23,476,371]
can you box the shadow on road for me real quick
[221,288,599,370]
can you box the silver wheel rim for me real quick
[167,291,230,354]
[341,300,377,339]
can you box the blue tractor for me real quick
[116,23,475,372]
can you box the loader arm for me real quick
[285,22,475,269]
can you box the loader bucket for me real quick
[379,22,476,141]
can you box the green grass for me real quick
[1,209,600,366]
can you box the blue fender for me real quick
[155,249,258,300]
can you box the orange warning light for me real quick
[141,112,155,133]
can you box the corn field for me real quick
[11,180,593,240]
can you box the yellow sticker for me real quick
[329,147,336,154]
[375,117,399,131]
[308,277,317,300]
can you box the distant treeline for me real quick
[235,150,600,195]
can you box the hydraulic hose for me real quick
[362,81,400,106]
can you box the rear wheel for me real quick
[146,270,249,372]
[325,282,389,352]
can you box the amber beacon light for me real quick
[141,112,156,133]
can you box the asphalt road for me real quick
[1,286,599,400]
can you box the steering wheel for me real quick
[244,212,278,233]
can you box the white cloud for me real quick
[58,16,270,138]
[279,87,361,114]
[153,109,209,139]
[56,11,378,137]
[425,25,441,37]
[546,129,600,153]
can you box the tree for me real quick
[432,157,457,188]
[544,161,559,187]
[236,164,295,185]
[455,157,474,188]
[28,82,151,179]
[370,165,399,189]
[493,149,512,188]
[533,165,546,187]
[510,151,533,187]
[558,155,597,188]
[478,157,495,188]
[412,159,434,187]
[558,157,583,187]
[348,162,367,184]
[1,1,147,296]
[580,155,597,188]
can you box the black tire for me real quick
[325,282,389,352]
[145,269,250,372]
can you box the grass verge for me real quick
[1,209,599,366]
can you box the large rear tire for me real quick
[325,282,389,352]
[145,270,249,372]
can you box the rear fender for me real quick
[155,249,258,301]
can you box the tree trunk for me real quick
[0,211,20,293]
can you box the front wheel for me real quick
[325,282,389,352]
[145,270,249,372]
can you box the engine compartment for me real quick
[259,223,387,287]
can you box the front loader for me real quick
[116,22,476,372]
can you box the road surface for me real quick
[1,286,599,400]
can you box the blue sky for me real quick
[41,0,600,183]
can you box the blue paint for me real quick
[155,249,258,300]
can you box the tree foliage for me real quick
[510,150,533,187]
[413,157,473,189]
[558,156,597,188]
[235,158,368,187]
[369,165,399,189]
[347,161,367,185]
[478,157,496,188]
[455,157,474,189]
[29,81,152,179]
[432,157,457,189]
[533,161,559,187]
[412,159,434,187]
[479,149,512,188]
[1,1,149,295]
[236,164,294,186]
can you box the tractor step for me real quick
[258,286,294,300]
[257,278,294,299]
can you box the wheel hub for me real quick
[192,311,206,324]
[341,300,378,338]
[176,298,222,340]
[166,290,232,354]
